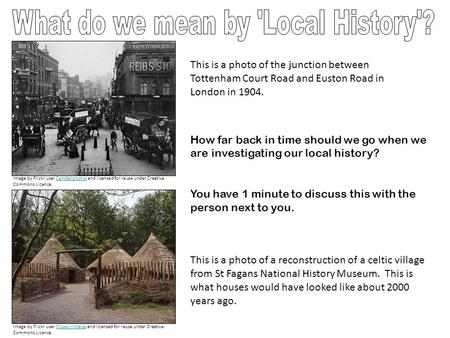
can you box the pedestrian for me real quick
[110,130,118,151]
[20,125,27,139]
[63,137,79,158]
[69,142,79,158]
[63,138,69,156]
[13,129,20,148]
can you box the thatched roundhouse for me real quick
[132,232,175,265]
[87,246,131,274]
[31,237,85,283]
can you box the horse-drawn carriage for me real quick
[56,109,102,145]
[122,113,175,169]
[21,133,45,158]
[105,111,121,130]
[87,111,102,136]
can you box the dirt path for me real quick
[13,281,175,324]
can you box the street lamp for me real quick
[25,96,30,119]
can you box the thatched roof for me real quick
[87,246,131,270]
[132,233,175,263]
[31,237,82,270]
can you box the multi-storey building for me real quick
[111,41,175,118]
[36,46,59,97]
[12,41,60,118]
[58,71,82,106]
[82,80,101,101]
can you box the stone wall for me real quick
[88,275,98,307]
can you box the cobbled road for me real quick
[12,127,175,176]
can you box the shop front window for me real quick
[140,81,148,95]
[150,81,157,95]
[162,81,170,95]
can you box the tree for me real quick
[12,190,28,232]
[48,191,117,266]
[11,189,176,281]
[153,191,176,253]
[12,190,58,290]
[12,191,61,262]
[131,191,176,253]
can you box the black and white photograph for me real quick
[12,41,176,176]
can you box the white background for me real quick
[1,0,449,337]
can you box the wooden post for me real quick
[95,253,102,309]
[56,253,60,289]
[96,253,102,290]
[21,282,25,302]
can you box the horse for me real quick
[57,123,69,141]
[165,121,176,168]
[86,116,101,137]
[86,122,100,137]
[148,130,174,170]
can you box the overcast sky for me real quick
[40,41,124,81]
[106,190,155,208]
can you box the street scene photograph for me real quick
[12,41,176,176]
[12,190,175,324]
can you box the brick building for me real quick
[82,80,101,101]
[12,41,59,118]
[37,46,59,96]
[58,70,82,106]
[111,41,175,118]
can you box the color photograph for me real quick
[12,190,175,324]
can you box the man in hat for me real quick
[110,130,118,152]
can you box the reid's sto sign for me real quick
[129,61,175,72]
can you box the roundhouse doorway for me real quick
[68,270,76,283]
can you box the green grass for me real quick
[12,289,22,300]
[110,303,174,311]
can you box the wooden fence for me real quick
[12,263,56,280]
[12,263,58,301]
[21,278,58,301]
[98,261,175,289]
